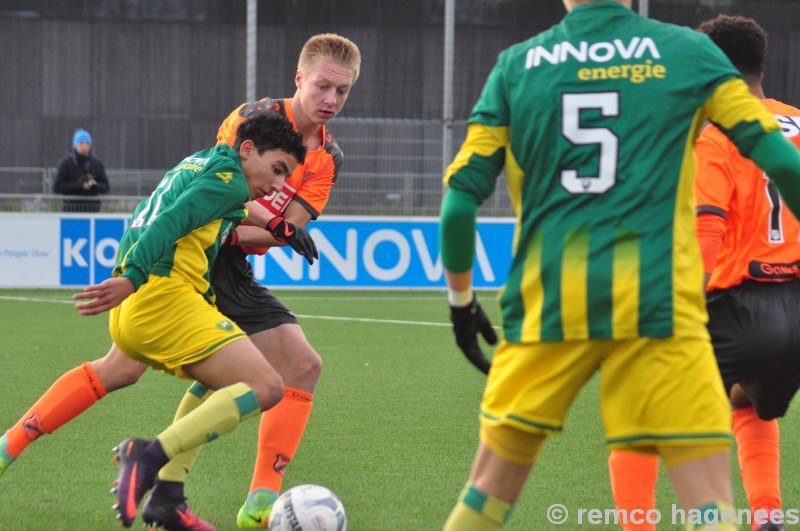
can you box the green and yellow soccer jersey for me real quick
[114,144,250,302]
[444,2,781,343]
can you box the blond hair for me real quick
[297,33,361,83]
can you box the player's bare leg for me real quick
[444,436,540,530]
[91,344,148,392]
[250,324,321,392]
[668,451,732,507]
[666,450,740,530]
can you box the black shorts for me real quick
[706,280,800,419]
[210,245,298,335]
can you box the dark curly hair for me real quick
[697,15,767,79]
[233,113,306,165]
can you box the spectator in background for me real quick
[53,128,110,213]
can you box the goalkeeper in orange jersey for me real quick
[608,15,799,531]
[0,33,359,531]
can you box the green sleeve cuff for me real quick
[121,267,146,292]
[440,188,479,273]
[750,130,800,220]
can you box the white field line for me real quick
[0,295,75,304]
[0,294,458,328]
[295,314,449,327]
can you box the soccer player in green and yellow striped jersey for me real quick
[440,1,800,530]
[74,113,311,529]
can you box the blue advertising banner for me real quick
[60,218,92,286]
[248,217,515,288]
[54,215,516,289]
[59,217,127,287]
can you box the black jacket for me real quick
[53,149,110,212]
[53,149,110,196]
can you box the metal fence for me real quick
[5,1,798,170]
[0,117,515,217]
[5,0,795,218]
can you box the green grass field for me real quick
[1,289,799,530]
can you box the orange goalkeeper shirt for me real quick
[695,98,800,291]
[216,97,343,255]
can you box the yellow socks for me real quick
[683,502,738,531]
[157,381,213,482]
[443,483,511,531]
[156,382,259,459]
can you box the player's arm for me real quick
[236,200,313,247]
[233,153,334,254]
[441,121,507,373]
[441,51,511,372]
[696,213,726,288]
[73,277,135,315]
[750,131,800,219]
[233,200,317,264]
[124,170,249,290]
[442,188,498,375]
[75,169,248,315]
[694,131,733,288]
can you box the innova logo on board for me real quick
[247,219,513,288]
[58,217,514,289]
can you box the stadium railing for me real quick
[0,180,513,217]
[0,116,515,217]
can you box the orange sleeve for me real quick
[693,125,732,276]
[696,212,726,274]
[694,125,735,215]
[294,157,336,218]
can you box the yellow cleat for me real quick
[0,434,15,477]
[236,488,278,528]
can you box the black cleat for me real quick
[111,438,160,527]
[142,492,215,531]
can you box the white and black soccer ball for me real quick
[268,484,347,531]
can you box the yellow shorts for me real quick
[109,275,247,378]
[480,336,732,456]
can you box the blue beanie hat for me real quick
[73,129,92,147]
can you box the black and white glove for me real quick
[266,216,319,265]
[449,296,497,374]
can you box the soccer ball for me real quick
[268,484,347,531]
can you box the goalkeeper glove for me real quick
[449,296,497,374]
[266,216,319,265]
